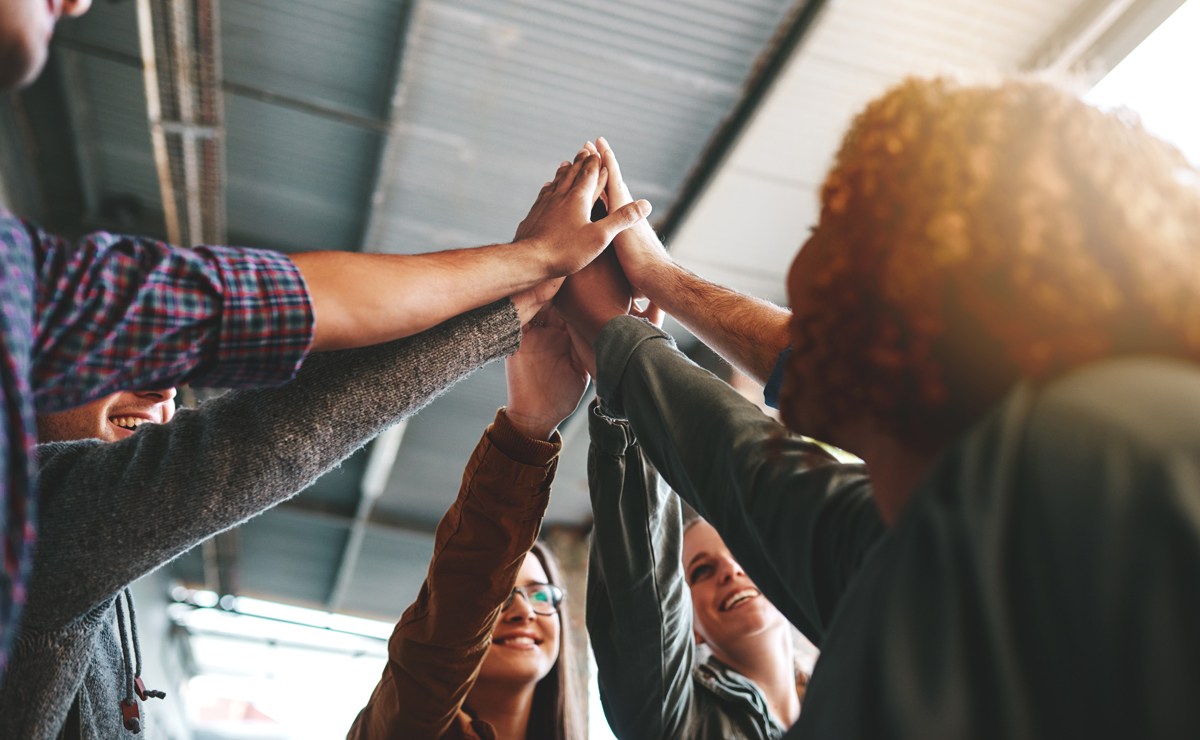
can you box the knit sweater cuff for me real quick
[489,408,561,467]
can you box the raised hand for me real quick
[594,137,672,298]
[555,246,634,351]
[510,277,565,327]
[514,148,652,278]
[504,308,591,441]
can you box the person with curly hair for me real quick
[558,79,1200,739]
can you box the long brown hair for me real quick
[525,540,585,740]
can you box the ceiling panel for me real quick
[221,0,408,119]
[363,0,799,255]
[670,0,1087,304]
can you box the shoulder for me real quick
[1017,357,1200,510]
[1026,356,1200,452]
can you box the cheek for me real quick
[542,615,561,657]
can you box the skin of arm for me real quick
[295,149,651,351]
[593,138,790,384]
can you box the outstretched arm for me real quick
[594,138,789,384]
[296,149,651,351]
[29,300,522,627]
[348,310,590,739]
[558,254,884,645]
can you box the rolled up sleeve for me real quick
[31,226,314,414]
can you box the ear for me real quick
[694,629,705,646]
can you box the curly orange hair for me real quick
[788,77,1200,447]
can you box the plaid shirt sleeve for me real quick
[29,224,314,415]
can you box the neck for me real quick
[710,625,800,729]
[464,678,537,740]
[838,423,940,526]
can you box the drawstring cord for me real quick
[115,590,135,710]
[115,589,166,734]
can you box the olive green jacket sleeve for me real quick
[593,316,886,646]
[585,403,698,740]
[347,410,560,740]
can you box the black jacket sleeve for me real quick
[593,316,886,645]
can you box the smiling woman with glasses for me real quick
[348,307,588,740]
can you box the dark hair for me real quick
[525,541,586,740]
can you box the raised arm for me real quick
[294,149,650,352]
[586,403,698,740]
[348,309,590,738]
[594,138,789,384]
[26,149,647,414]
[557,255,885,646]
[29,300,521,626]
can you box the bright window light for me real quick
[1085,0,1200,165]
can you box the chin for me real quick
[479,652,554,685]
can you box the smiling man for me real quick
[36,389,178,443]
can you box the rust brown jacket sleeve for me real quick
[347,408,560,740]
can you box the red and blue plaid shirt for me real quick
[0,210,314,673]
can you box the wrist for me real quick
[503,407,560,441]
[578,308,626,345]
[514,238,562,280]
[614,230,675,297]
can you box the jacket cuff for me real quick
[202,246,315,388]
[594,315,675,418]
[587,400,635,456]
[489,408,561,467]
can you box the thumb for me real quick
[594,199,651,242]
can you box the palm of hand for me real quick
[505,314,590,438]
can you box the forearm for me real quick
[295,243,553,351]
[349,410,558,739]
[637,259,790,385]
[586,405,696,739]
[31,301,521,623]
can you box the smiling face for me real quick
[36,388,177,443]
[476,552,561,687]
[0,0,93,89]
[683,521,788,653]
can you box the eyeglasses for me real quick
[503,583,565,616]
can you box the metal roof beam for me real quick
[136,0,225,247]
[1023,0,1188,82]
[356,0,419,254]
[54,36,392,132]
[655,0,830,244]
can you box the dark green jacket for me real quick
[586,403,790,740]
[593,316,1200,740]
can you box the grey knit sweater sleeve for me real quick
[27,299,520,627]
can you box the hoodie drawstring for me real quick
[115,589,166,734]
